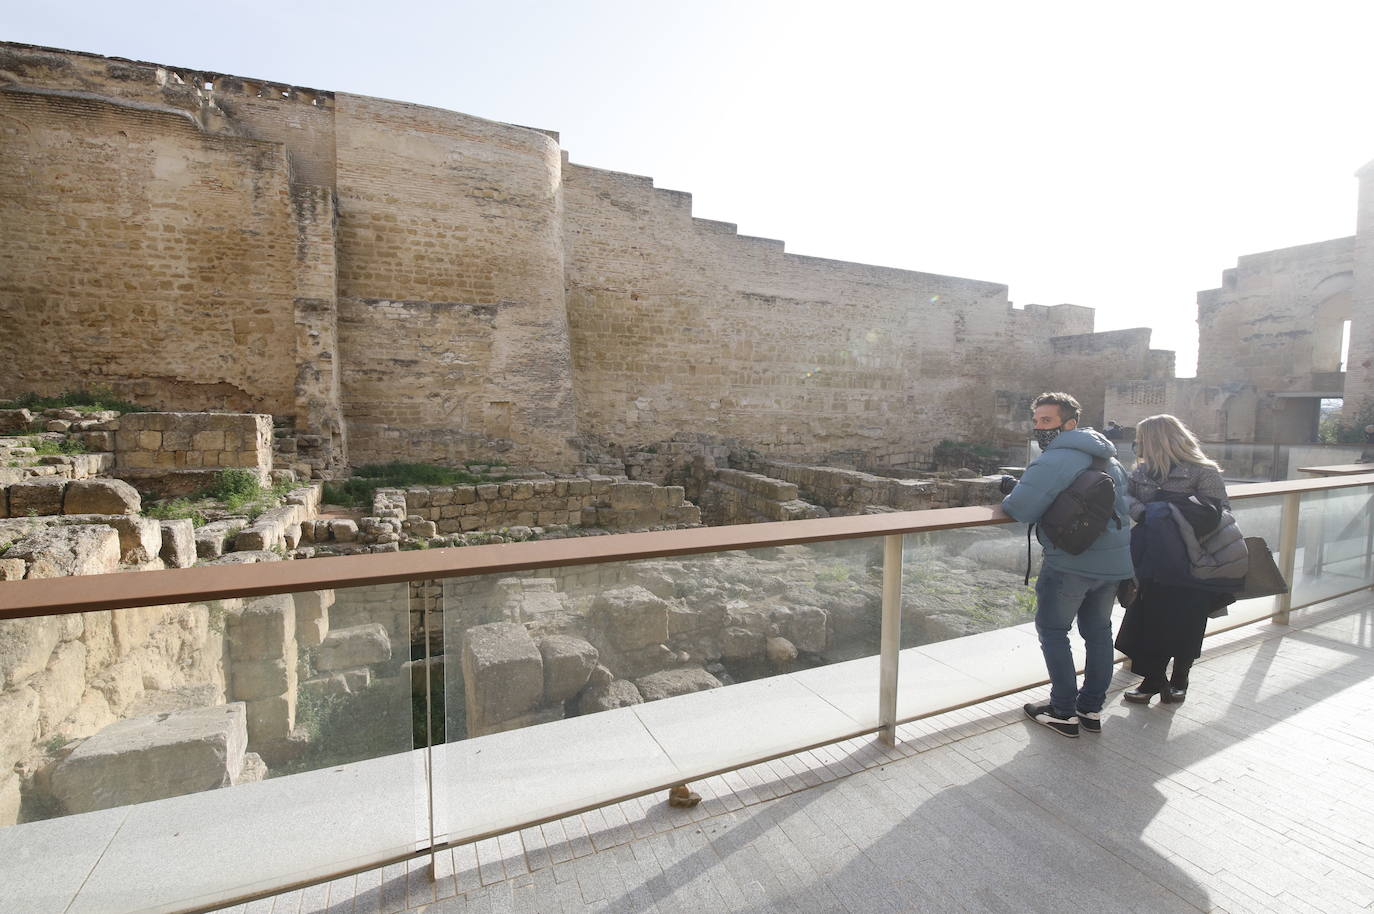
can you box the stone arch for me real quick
[1311,271,1354,372]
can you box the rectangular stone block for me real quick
[230,657,297,702]
[293,589,333,648]
[246,693,295,747]
[226,594,296,661]
[9,478,67,516]
[48,703,247,814]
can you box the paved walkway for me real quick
[220,593,1374,914]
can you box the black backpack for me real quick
[1024,456,1122,584]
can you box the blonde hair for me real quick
[1134,414,1220,480]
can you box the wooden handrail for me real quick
[3,472,1373,620]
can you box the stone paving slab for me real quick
[215,589,1374,914]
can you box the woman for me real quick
[1115,414,1230,704]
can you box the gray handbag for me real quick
[1234,537,1289,600]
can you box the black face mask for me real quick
[1033,426,1064,449]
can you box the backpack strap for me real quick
[1025,524,1034,586]
[1091,456,1124,529]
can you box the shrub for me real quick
[206,468,262,501]
[144,498,207,527]
[28,437,87,457]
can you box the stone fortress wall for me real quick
[1104,159,1374,443]
[0,42,1174,476]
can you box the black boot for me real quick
[1124,676,1171,704]
[1168,657,1193,703]
[1125,657,1169,704]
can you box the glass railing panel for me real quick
[1209,494,1286,629]
[1283,444,1366,478]
[1291,484,1374,608]
[897,523,1049,718]
[0,583,421,914]
[1204,442,1369,482]
[433,538,883,845]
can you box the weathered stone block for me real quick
[49,703,248,814]
[591,586,669,651]
[462,622,543,736]
[788,606,829,654]
[35,640,88,737]
[301,673,350,700]
[0,686,40,773]
[293,589,333,648]
[60,514,163,564]
[330,519,358,542]
[195,518,246,558]
[76,430,115,452]
[634,667,723,702]
[191,429,224,451]
[766,636,798,667]
[608,481,658,510]
[0,615,63,688]
[234,751,268,785]
[55,690,117,742]
[570,679,642,716]
[315,623,390,671]
[9,478,67,516]
[5,525,121,579]
[159,518,196,568]
[721,626,765,659]
[93,656,145,712]
[0,408,34,433]
[0,773,20,828]
[226,594,296,661]
[231,658,296,702]
[62,478,142,515]
[0,558,25,580]
[246,693,296,746]
[538,635,599,704]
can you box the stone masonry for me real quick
[0,41,1180,473]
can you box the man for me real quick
[1104,419,1123,442]
[1000,392,1132,737]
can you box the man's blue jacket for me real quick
[1000,428,1133,580]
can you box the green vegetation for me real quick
[144,498,208,527]
[275,677,442,777]
[1319,401,1374,444]
[24,436,87,457]
[0,386,147,414]
[144,469,294,525]
[202,468,293,517]
[815,564,853,584]
[323,461,512,508]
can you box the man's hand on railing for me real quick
[998,474,1018,496]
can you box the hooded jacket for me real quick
[1167,503,1249,582]
[1132,502,1245,592]
[1000,428,1133,580]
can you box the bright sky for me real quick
[8,1,1374,376]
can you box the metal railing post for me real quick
[1275,491,1301,625]
[419,581,438,880]
[878,534,903,746]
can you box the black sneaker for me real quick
[1024,702,1079,738]
[1075,708,1102,733]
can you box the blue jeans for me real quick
[1034,565,1117,715]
